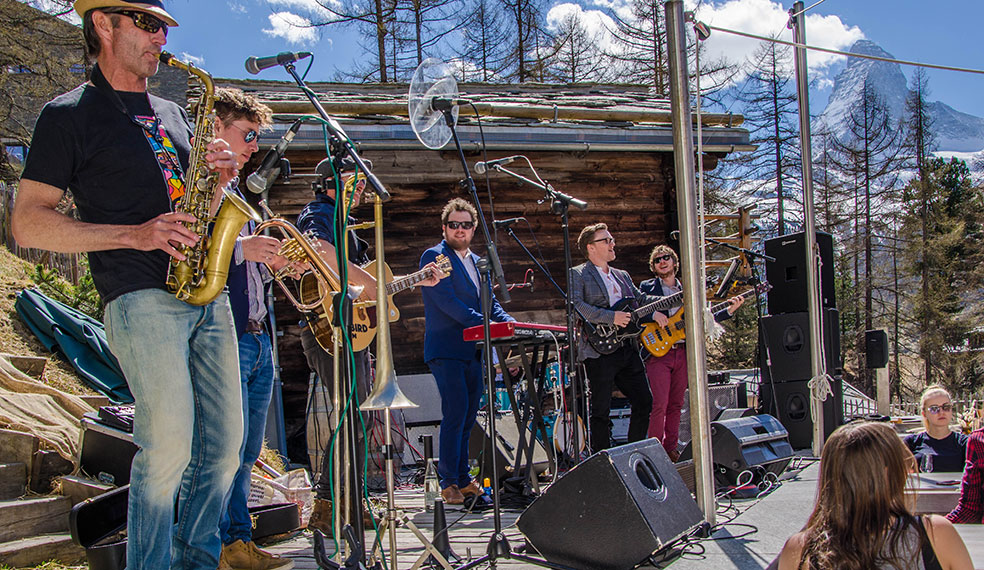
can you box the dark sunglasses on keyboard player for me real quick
[106,9,168,36]
[446,221,475,230]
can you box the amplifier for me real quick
[80,414,138,486]
[677,382,747,451]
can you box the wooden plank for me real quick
[29,449,74,494]
[0,496,70,542]
[58,474,114,506]
[0,429,39,466]
[0,463,26,500]
[0,354,47,379]
[0,532,84,567]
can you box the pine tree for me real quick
[829,81,902,393]
[455,0,511,81]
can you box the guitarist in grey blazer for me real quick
[571,223,659,453]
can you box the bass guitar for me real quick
[585,291,685,355]
[300,254,452,351]
[639,282,770,358]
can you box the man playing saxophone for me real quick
[13,1,244,568]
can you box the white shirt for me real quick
[594,263,623,307]
[456,248,481,296]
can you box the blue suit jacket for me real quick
[420,240,513,362]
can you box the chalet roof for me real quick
[212,78,753,154]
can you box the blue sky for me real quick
[28,0,984,118]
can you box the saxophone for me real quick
[159,51,261,306]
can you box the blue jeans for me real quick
[221,330,275,545]
[104,289,242,570]
[428,356,483,489]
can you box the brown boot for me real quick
[459,480,481,497]
[441,485,465,505]
[221,539,294,570]
[308,498,333,536]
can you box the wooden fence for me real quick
[0,181,85,284]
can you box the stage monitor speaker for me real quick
[396,374,443,426]
[517,439,702,570]
[708,414,793,487]
[676,382,747,451]
[469,414,549,487]
[759,309,841,383]
[765,231,835,315]
[865,329,889,369]
[759,378,843,450]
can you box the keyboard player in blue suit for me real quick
[420,197,514,505]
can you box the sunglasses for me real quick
[592,236,615,245]
[107,9,169,36]
[227,123,258,144]
[925,403,953,414]
[446,221,475,230]
[653,254,675,264]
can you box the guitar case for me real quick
[68,484,128,570]
[68,484,299,570]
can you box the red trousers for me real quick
[645,345,688,453]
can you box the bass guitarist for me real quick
[571,223,659,453]
[641,244,743,461]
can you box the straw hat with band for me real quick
[74,0,178,27]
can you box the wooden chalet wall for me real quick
[222,79,748,462]
[244,147,678,457]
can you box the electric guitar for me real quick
[639,282,770,358]
[300,254,452,351]
[584,291,685,355]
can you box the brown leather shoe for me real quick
[459,480,481,497]
[307,498,332,536]
[667,449,681,463]
[441,485,465,505]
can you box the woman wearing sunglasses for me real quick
[904,385,968,473]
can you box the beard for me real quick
[445,233,472,252]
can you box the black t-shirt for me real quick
[21,82,192,303]
[904,430,969,473]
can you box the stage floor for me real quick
[264,459,823,569]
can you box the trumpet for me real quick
[253,201,362,314]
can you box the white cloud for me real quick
[227,2,249,14]
[180,52,206,67]
[691,0,863,81]
[265,0,341,21]
[546,3,620,53]
[262,11,320,45]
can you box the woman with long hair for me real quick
[905,385,968,473]
[777,422,972,570]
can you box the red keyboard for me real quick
[463,321,567,342]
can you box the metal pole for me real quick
[789,1,826,457]
[665,0,714,525]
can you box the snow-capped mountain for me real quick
[815,40,984,153]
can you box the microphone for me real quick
[246,119,303,194]
[244,51,313,75]
[475,157,516,174]
[431,97,472,111]
[493,217,524,229]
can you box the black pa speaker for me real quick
[765,231,835,314]
[517,439,702,570]
[759,309,841,383]
[759,378,843,450]
[865,329,889,369]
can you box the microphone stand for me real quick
[280,61,389,202]
[489,164,589,465]
[436,111,574,570]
